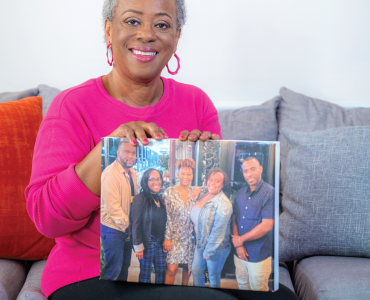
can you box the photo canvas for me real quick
[101,138,280,292]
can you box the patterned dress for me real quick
[164,186,197,265]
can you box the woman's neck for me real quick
[102,70,163,108]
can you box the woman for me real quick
[131,169,167,284]
[163,158,199,286]
[191,168,232,288]
[25,0,222,299]
[25,0,299,298]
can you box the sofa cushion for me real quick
[0,97,56,260]
[277,87,370,204]
[294,256,370,300]
[17,260,47,300]
[37,84,61,116]
[0,88,39,104]
[279,127,370,261]
[0,259,27,300]
[219,96,280,141]
[279,265,295,293]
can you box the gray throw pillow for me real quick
[279,127,370,262]
[219,96,280,141]
[277,87,370,207]
[37,84,61,116]
[0,88,39,104]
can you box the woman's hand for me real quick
[109,121,168,146]
[136,251,144,260]
[179,130,220,142]
[191,188,202,200]
[163,240,172,252]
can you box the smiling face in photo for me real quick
[242,158,263,189]
[178,167,193,187]
[117,142,137,169]
[207,172,224,195]
[148,170,162,194]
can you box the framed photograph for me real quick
[100,138,280,292]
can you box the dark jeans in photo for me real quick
[101,224,132,281]
[139,235,166,284]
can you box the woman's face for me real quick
[207,172,224,194]
[148,170,162,193]
[178,167,193,187]
[105,0,180,82]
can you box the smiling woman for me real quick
[23,0,300,299]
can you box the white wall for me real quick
[1,0,369,108]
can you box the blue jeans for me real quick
[192,246,231,288]
[101,224,132,281]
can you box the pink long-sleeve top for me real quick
[25,76,222,298]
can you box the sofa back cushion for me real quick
[219,96,280,141]
[0,96,56,260]
[277,87,370,206]
[279,127,370,261]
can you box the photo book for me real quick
[100,138,280,292]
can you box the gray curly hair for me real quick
[102,0,186,31]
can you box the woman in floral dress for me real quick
[163,158,200,286]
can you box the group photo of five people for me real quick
[101,139,275,291]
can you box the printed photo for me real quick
[100,138,279,291]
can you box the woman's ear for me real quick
[173,29,181,53]
[104,19,112,45]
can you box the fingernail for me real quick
[180,135,185,139]
[132,140,137,145]
[143,139,149,143]
[156,134,162,138]
[189,134,195,138]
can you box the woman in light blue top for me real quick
[191,168,233,288]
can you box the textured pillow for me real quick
[219,96,280,141]
[0,97,55,260]
[0,88,39,104]
[279,127,370,262]
[277,87,370,205]
[37,84,61,116]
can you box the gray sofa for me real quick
[1,86,369,300]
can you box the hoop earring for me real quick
[106,44,114,66]
[166,53,180,75]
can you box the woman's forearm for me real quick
[75,141,103,196]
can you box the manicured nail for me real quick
[143,139,149,143]
[201,134,206,138]
[156,134,162,138]
[163,132,168,136]
[131,140,137,145]
[189,134,195,138]
[180,135,185,139]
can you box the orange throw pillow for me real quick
[0,96,56,260]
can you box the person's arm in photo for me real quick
[232,214,249,261]
[101,171,129,231]
[131,194,144,259]
[232,196,274,247]
[203,200,233,260]
[163,190,173,252]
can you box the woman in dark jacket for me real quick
[131,168,167,284]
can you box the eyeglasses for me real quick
[148,178,162,182]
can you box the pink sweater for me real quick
[25,76,221,297]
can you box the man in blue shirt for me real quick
[231,157,275,291]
